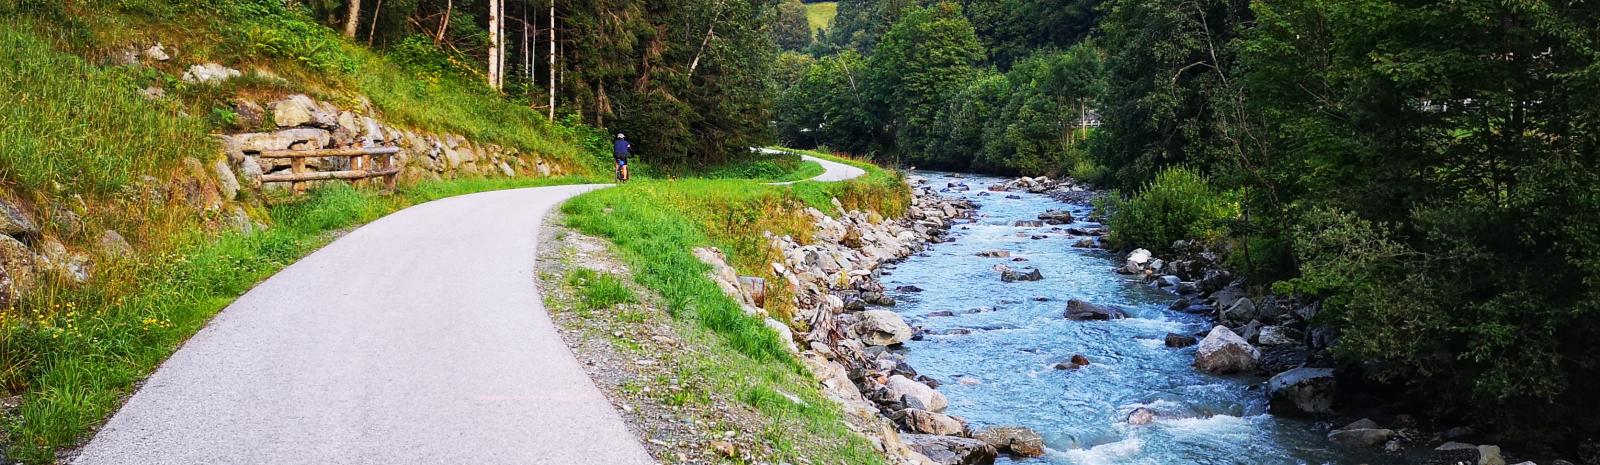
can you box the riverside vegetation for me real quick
[777,0,1600,459]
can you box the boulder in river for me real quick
[1038,209,1074,225]
[885,374,949,413]
[1053,354,1091,370]
[1192,325,1260,374]
[855,310,913,346]
[975,250,1011,258]
[902,434,998,465]
[1266,367,1336,415]
[1000,267,1043,282]
[1064,299,1127,321]
[899,409,965,435]
[1327,419,1394,449]
[1126,407,1157,426]
[1013,220,1044,227]
[1164,333,1198,348]
[972,426,1046,457]
[1072,238,1095,248]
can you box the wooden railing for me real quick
[257,144,402,195]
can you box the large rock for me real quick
[1064,299,1127,321]
[269,94,334,128]
[886,375,948,413]
[1221,297,1259,325]
[1192,326,1259,374]
[857,310,913,346]
[900,409,965,435]
[972,426,1045,457]
[181,63,241,84]
[1126,407,1157,426]
[1257,325,1302,346]
[230,128,333,153]
[0,199,38,239]
[901,434,998,465]
[1038,209,1074,225]
[0,235,36,308]
[1327,419,1394,449]
[1164,333,1198,348]
[1266,367,1336,415]
[999,267,1043,282]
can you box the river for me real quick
[881,171,1389,465]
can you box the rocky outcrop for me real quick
[857,310,915,346]
[997,266,1043,282]
[220,94,569,195]
[693,179,974,465]
[902,434,998,465]
[971,426,1045,457]
[1064,299,1127,321]
[1266,367,1336,415]
[1192,326,1259,374]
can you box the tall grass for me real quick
[0,23,216,195]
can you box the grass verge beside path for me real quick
[0,176,598,462]
[557,147,907,463]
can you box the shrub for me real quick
[1105,167,1238,253]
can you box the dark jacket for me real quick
[613,139,631,159]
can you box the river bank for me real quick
[689,168,1545,465]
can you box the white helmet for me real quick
[617,133,626,139]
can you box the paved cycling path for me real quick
[77,157,865,465]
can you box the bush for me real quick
[1105,167,1238,253]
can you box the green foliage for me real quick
[963,0,1103,69]
[566,268,637,312]
[1105,167,1238,253]
[775,51,880,155]
[228,0,360,75]
[775,0,814,51]
[866,2,983,162]
[0,23,216,194]
[558,0,777,166]
[1089,0,1251,189]
[920,44,1102,174]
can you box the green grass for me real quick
[682,152,825,182]
[566,268,637,313]
[544,233,889,464]
[0,176,599,462]
[804,2,838,33]
[0,23,216,195]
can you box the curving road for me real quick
[761,149,867,185]
[76,157,864,465]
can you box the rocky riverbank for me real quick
[1104,209,1566,465]
[694,175,1093,465]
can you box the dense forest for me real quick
[771,0,1600,452]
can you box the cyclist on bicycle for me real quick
[613,134,631,182]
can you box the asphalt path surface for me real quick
[77,156,864,464]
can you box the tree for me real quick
[866,2,982,163]
[776,51,878,154]
[343,0,362,37]
[961,0,1103,69]
[774,0,812,51]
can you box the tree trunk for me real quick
[488,0,501,90]
[434,0,452,45]
[342,0,361,38]
[548,0,556,121]
[366,0,383,46]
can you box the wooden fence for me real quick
[257,144,402,195]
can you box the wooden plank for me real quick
[263,168,403,183]
[290,158,307,195]
[258,147,402,158]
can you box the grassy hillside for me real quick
[804,1,838,32]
